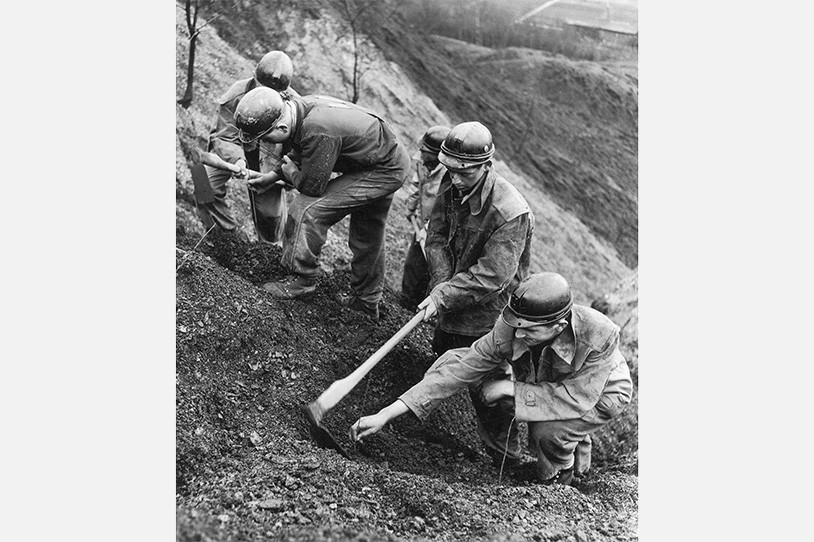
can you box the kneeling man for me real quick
[350,272,633,485]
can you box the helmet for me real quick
[420,125,451,154]
[501,272,573,328]
[234,87,285,144]
[254,51,294,91]
[438,121,495,169]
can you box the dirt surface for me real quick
[175,228,638,541]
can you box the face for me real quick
[447,163,487,192]
[420,149,439,166]
[259,104,292,144]
[514,320,567,347]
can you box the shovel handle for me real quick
[196,149,262,178]
[314,310,426,413]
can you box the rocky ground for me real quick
[175,224,638,541]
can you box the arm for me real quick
[424,192,453,286]
[349,399,410,441]
[209,100,252,165]
[398,329,506,420]
[430,213,531,313]
[282,132,340,197]
[514,330,626,422]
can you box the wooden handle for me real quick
[314,310,426,413]
[196,149,262,178]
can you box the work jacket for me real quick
[425,169,533,336]
[282,95,403,197]
[208,78,299,166]
[404,153,446,225]
[400,304,633,422]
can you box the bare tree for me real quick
[177,0,221,109]
[335,0,401,103]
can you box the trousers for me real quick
[281,149,410,305]
[400,238,430,311]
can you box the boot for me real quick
[339,294,379,320]
[262,275,317,299]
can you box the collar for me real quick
[510,317,577,365]
[438,168,495,215]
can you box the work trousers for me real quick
[198,164,240,231]
[477,377,624,480]
[281,151,410,306]
[400,238,430,311]
[196,147,287,242]
[429,348,625,481]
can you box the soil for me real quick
[175,227,638,541]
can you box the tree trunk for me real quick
[178,33,198,109]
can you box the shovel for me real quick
[302,310,426,456]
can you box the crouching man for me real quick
[349,272,633,485]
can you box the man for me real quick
[350,272,633,486]
[399,125,450,311]
[194,50,298,242]
[233,87,412,319]
[417,121,534,355]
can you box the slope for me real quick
[178,1,633,302]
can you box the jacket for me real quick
[400,304,633,422]
[283,95,403,197]
[425,169,533,336]
[404,153,446,224]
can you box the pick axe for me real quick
[302,309,426,457]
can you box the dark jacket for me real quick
[400,304,633,422]
[283,95,403,197]
[425,169,534,336]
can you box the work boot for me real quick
[262,275,317,299]
[541,467,574,486]
[340,295,379,320]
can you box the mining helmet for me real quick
[420,125,451,154]
[501,272,573,328]
[254,51,294,91]
[234,87,286,144]
[438,121,495,169]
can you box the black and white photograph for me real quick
[174,0,639,540]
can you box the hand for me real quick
[349,413,389,442]
[281,155,300,182]
[417,295,437,321]
[233,158,249,180]
[415,227,427,245]
[480,380,514,405]
[247,171,281,194]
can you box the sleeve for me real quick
[404,167,421,216]
[285,131,340,197]
[208,101,252,164]
[424,192,453,287]
[399,328,504,419]
[430,213,531,312]
[514,329,625,422]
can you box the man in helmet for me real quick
[399,125,450,311]
[193,50,299,242]
[350,272,633,486]
[233,87,412,319]
[415,121,534,355]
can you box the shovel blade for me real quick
[301,403,350,459]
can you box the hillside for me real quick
[176,2,639,540]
